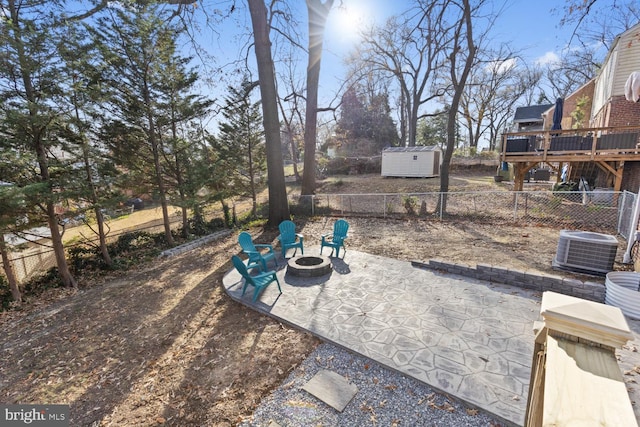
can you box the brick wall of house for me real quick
[623,161,640,192]
[606,95,640,127]
[563,80,595,129]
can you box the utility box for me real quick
[381,146,442,178]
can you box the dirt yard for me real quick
[0,172,622,426]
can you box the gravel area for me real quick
[239,343,503,426]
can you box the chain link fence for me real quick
[619,191,639,240]
[3,190,638,285]
[291,190,634,235]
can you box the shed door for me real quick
[432,151,440,175]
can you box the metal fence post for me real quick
[311,195,315,217]
[384,195,387,218]
[618,191,627,236]
[439,192,443,220]
[624,189,640,263]
[514,192,519,220]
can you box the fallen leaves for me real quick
[624,365,640,376]
[418,393,456,413]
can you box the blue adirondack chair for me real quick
[231,255,281,302]
[320,219,349,258]
[238,231,277,271]
[277,220,304,258]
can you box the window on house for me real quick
[413,155,418,160]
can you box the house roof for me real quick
[383,145,441,152]
[513,104,553,123]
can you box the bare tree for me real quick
[485,64,543,150]
[460,51,542,150]
[301,0,334,196]
[558,0,640,50]
[276,58,306,183]
[543,46,598,101]
[247,0,290,224]
[439,0,485,210]
[354,8,452,147]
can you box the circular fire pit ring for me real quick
[287,255,332,278]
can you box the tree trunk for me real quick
[400,91,407,146]
[247,0,290,225]
[301,0,334,195]
[171,118,190,238]
[144,85,174,246]
[153,146,174,245]
[8,0,76,288]
[93,207,112,265]
[290,135,301,182]
[0,239,21,303]
[247,135,258,218]
[408,93,421,147]
[437,0,477,214]
[79,108,113,267]
[47,202,77,288]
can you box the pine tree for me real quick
[154,51,213,238]
[0,0,78,287]
[214,78,266,219]
[57,24,121,267]
[91,3,198,246]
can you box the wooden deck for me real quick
[500,126,640,191]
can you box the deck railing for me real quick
[501,125,640,161]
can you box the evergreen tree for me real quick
[417,109,449,148]
[58,24,120,267]
[0,0,78,287]
[91,3,198,245]
[336,85,398,155]
[154,42,213,237]
[213,78,266,218]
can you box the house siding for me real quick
[592,23,640,126]
[593,49,616,118]
[613,26,640,96]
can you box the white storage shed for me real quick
[381,146,442,178]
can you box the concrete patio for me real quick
[222,246,640,426]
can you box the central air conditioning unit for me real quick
[553,230,619,275]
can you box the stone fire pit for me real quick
[287,255,332,278]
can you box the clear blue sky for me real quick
[311,0,579,112]
[321,0,577,80]
[197,0,622,127]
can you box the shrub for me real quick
[21,268,64,297]
[111,231,155,255]
[0,275,11,311]
[403,196,418,215]
[68,244,105,272]
[325,157,350,175]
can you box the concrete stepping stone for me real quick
[302,369,358,412]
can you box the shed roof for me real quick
[513,104,553,123]
[383,145,440,153]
